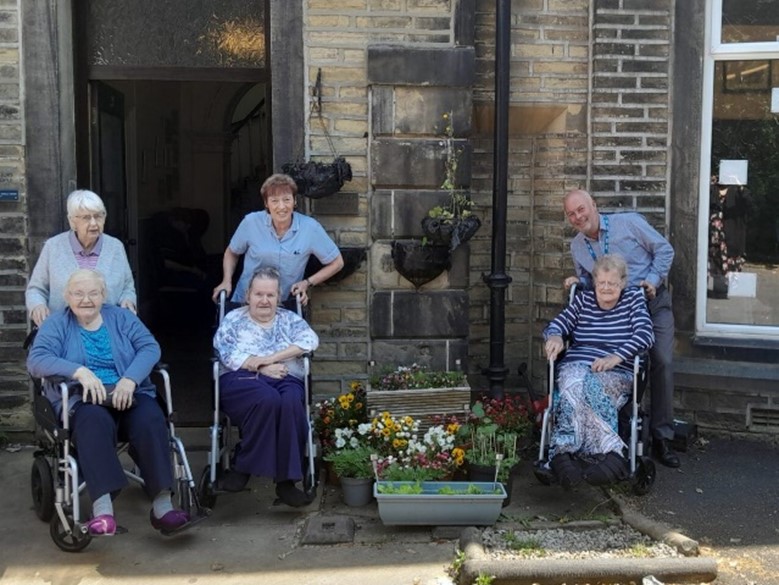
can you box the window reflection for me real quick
[721,0,779,44]
[707,60,779,325]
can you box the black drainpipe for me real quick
[482,0,512,398]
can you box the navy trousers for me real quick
[219,370,306,482]
[71,394,173,502]
[647,287,676,441]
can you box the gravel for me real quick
[481,524,680,560]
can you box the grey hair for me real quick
[246,266,282,299]
[66,190,107,218]
[593,254,628,283]
[64,268,107,299]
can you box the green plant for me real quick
[431,111,472,220]
[503,532,544,553]
[446,549,466,581]
[323,444,374,479]
[371,363,466,391]
[314,381,368,454]
[473,572,495,585]
[376,482,424,494]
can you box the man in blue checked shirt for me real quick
[561,189,680,468]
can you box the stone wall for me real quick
[470,0,673,392]
[303,0,474,398]
[0,0,27,432]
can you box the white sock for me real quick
[92,493,113,518]
[152,490,174,519]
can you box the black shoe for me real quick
[550,453,583,490]
[652,439,681,468]
[275,480,310,507]
[220,469,250,492]
[583,452,629,486]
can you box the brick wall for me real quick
[0,0,28,433]
[470,0,672,392]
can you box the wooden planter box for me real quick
[367,385,471,429]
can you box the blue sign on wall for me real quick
[0,189,18,201]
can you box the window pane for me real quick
[721,0,779,44]
[86,0,266,68]
[707,60,779,325]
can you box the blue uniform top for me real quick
[570,212,674,289]
[228,211,340,302]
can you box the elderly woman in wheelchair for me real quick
[212,266,319,507]
[27,269,192,537]
[542,254,654,489]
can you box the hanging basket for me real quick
[282,156,353,199]
[421,215,481,251]
[304,246,367,284]
[391,240,451,288]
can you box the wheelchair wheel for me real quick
[197,466,218,509]
[50,512,91,552]
[632,456,656,496]
[31,456,55,522]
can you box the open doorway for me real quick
[91,79,271,423]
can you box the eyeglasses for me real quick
[74,212,106,223]
[594,280,622,290]
[68,290,102,301]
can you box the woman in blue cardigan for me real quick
[27,269,189,536]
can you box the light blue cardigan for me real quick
[27,305,161,414]
[25,231,136,314]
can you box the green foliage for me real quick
[323,444,374,479]
[371,363,467,391]
[503,532,545,554]
[473,572,496,585]
[446,549,466,581]
[428,111,474,222]
[376,482,424,494]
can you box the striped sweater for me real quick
[543,287,654,372]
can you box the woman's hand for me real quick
[544,336,564,361]
[73,366,107,405]
[30,304,50,327]
[591,354,623,372]
[563,276,580,290]
[212,281,233,303]
[111,378,137,411]
[120,299,137,314]
[241,355,273,372]
[258,363,288,379]
[290,279,312,306]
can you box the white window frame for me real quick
[696,0,779,339]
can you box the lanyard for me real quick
[584,215,609,261]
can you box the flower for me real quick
[369,412,463,481]
[476,394,533,437]
[371,363,467,391]
[461,394,533,481]
[323,422,375,479]
[314,382,368,454]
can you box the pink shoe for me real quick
[150,509,191,533]
[86,514,116,536]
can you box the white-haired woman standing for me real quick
[26,189,136,326]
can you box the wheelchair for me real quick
[197,290,318,508]
[532,286,656,495]
[30,366,209,552]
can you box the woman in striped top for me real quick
[543,254,654,489]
